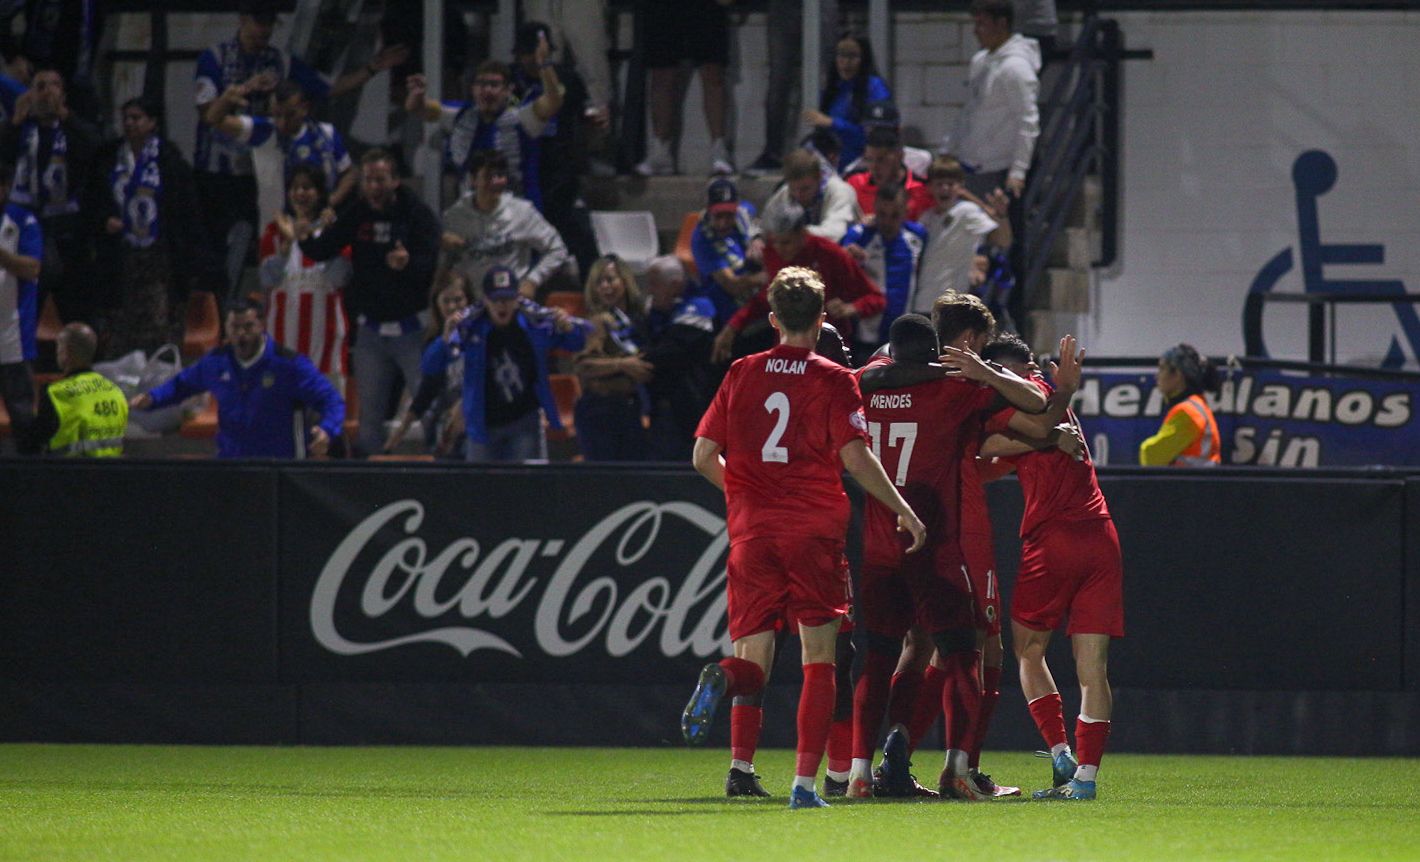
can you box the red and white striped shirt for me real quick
[259,220,352,375]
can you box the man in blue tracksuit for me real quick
[422,265,590,462]
[131,296,344,458]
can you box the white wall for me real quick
[1084,10,1420,366]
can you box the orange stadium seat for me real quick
[544,373,580,444]
[674,211,700,281]
[182,291,220,361]
[179,394,218,439]
[543,290,587,319]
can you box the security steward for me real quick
[20,322,128,456]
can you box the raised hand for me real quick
[386,240,410,271]
[1049,334,1085,393]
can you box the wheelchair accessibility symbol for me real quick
[1243,150,1420,367]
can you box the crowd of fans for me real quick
[0,0,1048,463]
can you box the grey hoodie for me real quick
[939,33,1041,181]
[440,191,570,292]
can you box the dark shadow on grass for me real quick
[0,778,483,799]
[548,808,782,817]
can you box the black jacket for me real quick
[298,185,440,324]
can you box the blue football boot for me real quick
[681,663,726,745]
[789,785,830,809]
[1035,747,1079,788]
[1032,778,1097,801]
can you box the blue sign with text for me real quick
[1072,369,1420,467]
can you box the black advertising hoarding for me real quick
[278,466,734,684]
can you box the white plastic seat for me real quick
[590,210,659,274]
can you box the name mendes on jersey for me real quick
[869,393,912,410]
[308,499,730,660]
[764,358,807,374]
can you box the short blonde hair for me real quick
[584,255,642,315]
[767,266,825,333]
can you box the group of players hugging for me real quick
[680,266,1123,808]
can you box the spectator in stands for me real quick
[803,127,844,184]
[802,33,889,173]
[192,0,407,296]
[0,1,103,124]
[440,149,568,301]
[846,126,934,221]
[0,48,32,126]
[0,67,98,326]
[405,44,562,209]
[510,20,601,278]
[421,265,592,462]
[258,165,351,391]
[1140,343,1223,467]
[203,79,358,212]
[384,271,476,458]
[641,255,715,461]
[297,148,439,458]
[1015,0,1060,64]
[938,0,1041,200]
[840,184,927,362]
[21,322,126,457]
[636,0,734,177]
[0,160,41,450]
[690,177,765,328]
[711,196,883,363]
[573,255,651,461]
[522,1,614,128]
[745,0,838,177]
[130,297,344,459]
[911,156,1010,314]
[842,100,932,177]
[87,96,210,360]
[762,148,862,244]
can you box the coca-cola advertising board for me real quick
[278,467,734,683]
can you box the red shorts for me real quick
[1011,518,1125,638]
[774,554,854,634]
[858,546,976,640]
[962,531,1001,636]
[727,536,850,641]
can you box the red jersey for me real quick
[959,417,993,538]
[846,170,934,222]
[696,344,869,545]
[857,358,996,569]
[727,234,885,343]
[987,376,1110,537]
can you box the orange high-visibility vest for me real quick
[1166,394,1221,466]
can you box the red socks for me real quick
[795,663,836,778]
[851,650,897,759]
[1028,692,1069,750]
[969,664,1002,769]
[719,657,765,699]
[939,650,981,752]
[730,704,763,765]
[904,663,948,754]
[827,717,853,775]
[1075,716,1111,769]
[885,670,921,732]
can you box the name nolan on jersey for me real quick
[869,393,912,410]
[765,358,807,375]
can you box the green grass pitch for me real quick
[2,745,1418,861]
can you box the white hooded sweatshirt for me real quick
[939,33,1041,181]
[440,192,570,292]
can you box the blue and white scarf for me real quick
[12,120,76,218]
[110,136,163,248]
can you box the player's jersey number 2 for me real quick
[867,421,918,486]
[761,392,790,462]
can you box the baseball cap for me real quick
[706,178,739,214]
[483,266,520,300]
[863,99,901,128]
[514,21,556,56]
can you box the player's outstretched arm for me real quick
[839,439,927,553]
[692,437,727,491]
[1009,335,1086,438]
[858,360,946,394]
[941,346,1046,413]
[981,423,1085,460]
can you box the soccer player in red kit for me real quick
[851,311,1046,800]
[978,331,1122,801]
[682,266,926,809]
